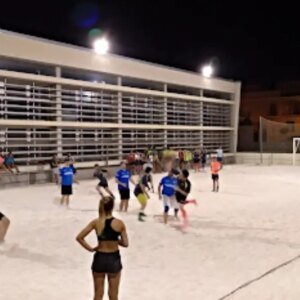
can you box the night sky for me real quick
[0,0,299,86]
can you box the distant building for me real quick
[0,30,241,168]
[239,82,300,152]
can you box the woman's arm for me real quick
[118,223,129,248]
[76,220,97,252]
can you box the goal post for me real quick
[293,138,300,166]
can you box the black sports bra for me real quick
[97,218,121,242]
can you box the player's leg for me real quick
[216,176,219,192]
[124,189,130,212]
[212,175,216,192]
[137,194,147,221]
[93,272,105,300]
[179,203,188,228]
[108,272,121,300]
[0,214,10,242]
[162,195,170,224]
[163,205,169,224]
[172,197,179,219]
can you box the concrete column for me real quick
[200,90,204,149]
[231,82,241,155]
[55,66,63,158]
[163,83,168,149]
[117,76,123,160]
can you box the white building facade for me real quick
[0,30,241,168]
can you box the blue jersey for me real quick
[116,169,131,190]
[160,176,177,197]
[60,166,74,186]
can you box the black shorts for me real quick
[212,174,219,180]
[217,157,223,163]
[98,182,108,188]
[92,251,122,273]
[194,159,200,164]
[176,196,187,204]
[0,212,5,220]
[61,185,73,195]
[119,189,130,200]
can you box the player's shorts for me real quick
[136,193,148,206]
[176,195,187,204]
[119,188,130,200]
[61,185,73,195]
[162,194,179,210]
[217,157,223,163]
[0,212,5,220]
[194,159,200,164]
[92,251,122,274]
[212,174,219,180]
[98,182,109,188]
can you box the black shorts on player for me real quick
[212,174,219,180]
[61,185,73,195]
[0,212,5,220]
[92,251,123,273]
[119,189,130,200]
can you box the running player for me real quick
[115,161,135,212]
[176,170,197,229]
[0,211,10,243]
[94,164,115,199]
[134,166,152,222]
[59,158,75,207]
[76,196,128,300]
[211,155,222,192]
[158,169,181,224]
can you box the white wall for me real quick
[236,152,300,165]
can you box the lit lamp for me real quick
[202,65,214,78]
[93,38,109,55]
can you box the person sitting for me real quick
[4,151,20,174]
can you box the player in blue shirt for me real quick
[59,158,75,207]
[115,161,135,212]
[158,169,185,224]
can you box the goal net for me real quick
[259,117,300,165]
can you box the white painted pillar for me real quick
[163,83,168,149]
[117,76,123,160]
[55,66,63,158]
[231,82,241,154]
[200,89,204,149]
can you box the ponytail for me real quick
[97,199,106,235]
[97,196,114,235]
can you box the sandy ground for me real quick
[1,165,300,300]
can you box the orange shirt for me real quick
[211,161,221,175]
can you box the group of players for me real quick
[93,152,223,225]
[1,149,223,300]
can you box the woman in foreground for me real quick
[76,196,129,300]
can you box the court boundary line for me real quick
[217,253,300,300]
